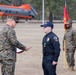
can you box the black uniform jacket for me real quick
[42,31,61,62]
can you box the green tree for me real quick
[66,0,76,20]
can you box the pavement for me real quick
[0,21,76,75]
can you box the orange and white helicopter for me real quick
[0,3,37,22]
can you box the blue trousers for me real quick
[42,56,57,75]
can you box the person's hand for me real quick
[52,61,57,65]
[25,47,32,51]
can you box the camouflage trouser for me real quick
[66,49,75,67]
[1,59,15,75]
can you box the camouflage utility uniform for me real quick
[0,25,26,75]
[63,28,76,69]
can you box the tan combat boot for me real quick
[69,66,75,71]
[68,66,71,71]
[71,66,74,71]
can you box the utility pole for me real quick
[42,0,44,24]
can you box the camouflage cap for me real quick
[66,20,72,25]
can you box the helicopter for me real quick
[0,3,37,23]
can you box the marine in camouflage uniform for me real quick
[0,17,26,75]
[63,20,76,71]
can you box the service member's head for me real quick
[65,20,72,29]
[6,16,17,28]
[41,21,54,34]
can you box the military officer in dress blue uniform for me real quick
[41,21,61,75]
